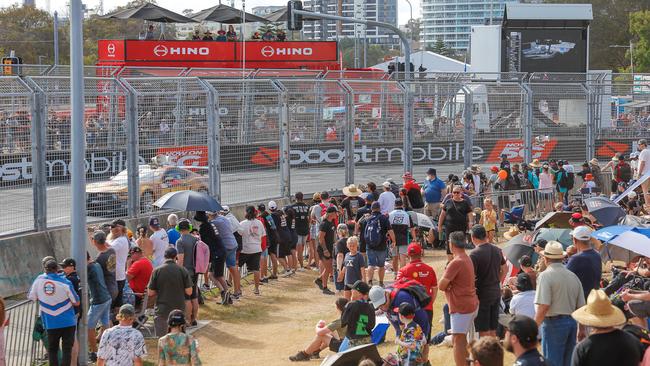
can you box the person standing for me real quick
[87,252,112,363]
[388,198,416,270]
[338,236,367,300]
[195,211,228,304]
[149,217,170,267]
[316,206,338,295]
[499,314,549,366]
[109,219,130,310]
[469,225,507,337]
[175,220,200,326]
[402,172,423,211]
[290,192,311,270]
[211,211,242,298]
[571,290,640,366]
[92,230,119,303]
[566,226,601,302]
[158,310,202,366]
[239,206,266,296]
[269,201,293,276]
[637,139,650,209]
[28,259,80,366]
[438,186,473,261]
[534,241,585,366]
[148,248,193,337]
[378,181,396,215]
[134,225,153,259]
[97,304,147,366]
[341,184,366,223]
[167,214,181,248]
[422,168,446,219]
[438,231,479,366]
[364,202,394,287]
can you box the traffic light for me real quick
[2,56,22,76]
[287,0,303,31]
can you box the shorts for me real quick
[185,274,199,300]
[424,202,441,219]
[225,248,237,268]
[391,245,408,257]
[450,310,477,335]
[367,248,387,267]
[317,246,333,260]
[425,309,433,341]
[268,242,278,257]
[333,268,345,291]
[474,301,499,332]
[290,231,298,249]
[239,252,261,272]
[297,235,307,246]
[211,256,225,278]
[87,299,112,329]
[310,224,320,239]
[278,241,291,258]
[261,248,268,258]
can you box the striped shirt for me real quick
[28,273,79,330]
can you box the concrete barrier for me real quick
[0,197,293,298]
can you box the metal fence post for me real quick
[341,81,354,185]
[583,83,595,160]
[403,83,414,174]
[521,83,533,163]
[461,85,473,168]
[28,83,47,231]
[123,83,140,217]
[273,80,291,198]
[199,79,221,201]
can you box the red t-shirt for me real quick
[403,180,421,192]
[127,257,154,294]
[397,259,438,311]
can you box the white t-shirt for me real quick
[239,219,266,254]
[109,236,130,281]
[639,148,650,176]
[509,290,536,319]
[149,228,170,267]
[378,191,396,215]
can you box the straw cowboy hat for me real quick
[342,184,362,197]
[572,289,626,328]
[503,226,520,240]
[589,158,599,165]
[529,159,541,168]
[541,240,566,259]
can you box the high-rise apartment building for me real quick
[302,0,399,44]
[421,0,520,51]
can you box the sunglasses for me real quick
[452,191,462,194]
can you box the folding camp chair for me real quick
[503,205,525,224]
[133,291,154,338]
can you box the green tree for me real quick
[427,38,455,57]
[543,0,646,71]
[629,10,650,73]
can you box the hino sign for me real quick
[169,47,209,56]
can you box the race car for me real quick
[86,164,209,217]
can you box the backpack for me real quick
[390,278,432,310]
[363,214,383,250]
[623,323,650,354]
[194,239,211,274]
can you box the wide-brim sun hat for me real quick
[572,289,626,328]
[503,226,520,240]
[541,240,566,259]
[529,159,541,168]
[342,184,362,197]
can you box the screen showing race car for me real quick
[519,29,587,73]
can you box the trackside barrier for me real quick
[3,300,47,366]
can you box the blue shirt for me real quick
[167,228,181,247]
[28,273,79,330]
[88,262,111,305]
[211,216,238,251]
[387,290,430,337]
[423,178,446,203]
[566,248,602,301]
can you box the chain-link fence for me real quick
[0,72,647,237]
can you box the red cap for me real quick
[491,166,499,172]
[407,243,423,256]
[571,212,583,220]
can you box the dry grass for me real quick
[143,246,516,365]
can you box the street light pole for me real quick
[610,42,634,75]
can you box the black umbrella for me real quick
[153,190,223,212]
[191,5,268,23]
[264,8,321,22]
[101,3,196,23]
[502,233,535,270]
[584,197,626,227]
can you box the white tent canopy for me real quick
[371,51,470,73]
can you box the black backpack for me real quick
[623,323,650,354]
[407,188,424,209]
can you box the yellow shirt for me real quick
[481,209,497,231]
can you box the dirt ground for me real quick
[143,247,516,365]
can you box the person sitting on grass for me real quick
[389,302,427,366]
[289,297,349,362]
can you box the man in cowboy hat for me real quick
[571,290,641,366]
[341,184,366,222]
[534,240,585,366]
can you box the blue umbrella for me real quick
[153,190,223,212]
[592,226,650,261]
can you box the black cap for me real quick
[518,255,532,268]
[149,217,160,227]
[326,206,338,214]
[534,238,548,249]
[394,198,403,207]
[351,280,370,295]
[257,203,266,211]
[427,168,436,176]
[111,218,126,228]
[167,309,186,327]
[44,259,59,271]
[498,314,538,344]
[396,302,416,318]
[515,272,534,292]
[178,220,191,230]
[164,247,178,259]
[129,246,143,254]
[321,191,330,199]
[371,202,381,211]
[59,258,76,268]
[92,230,107,243]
